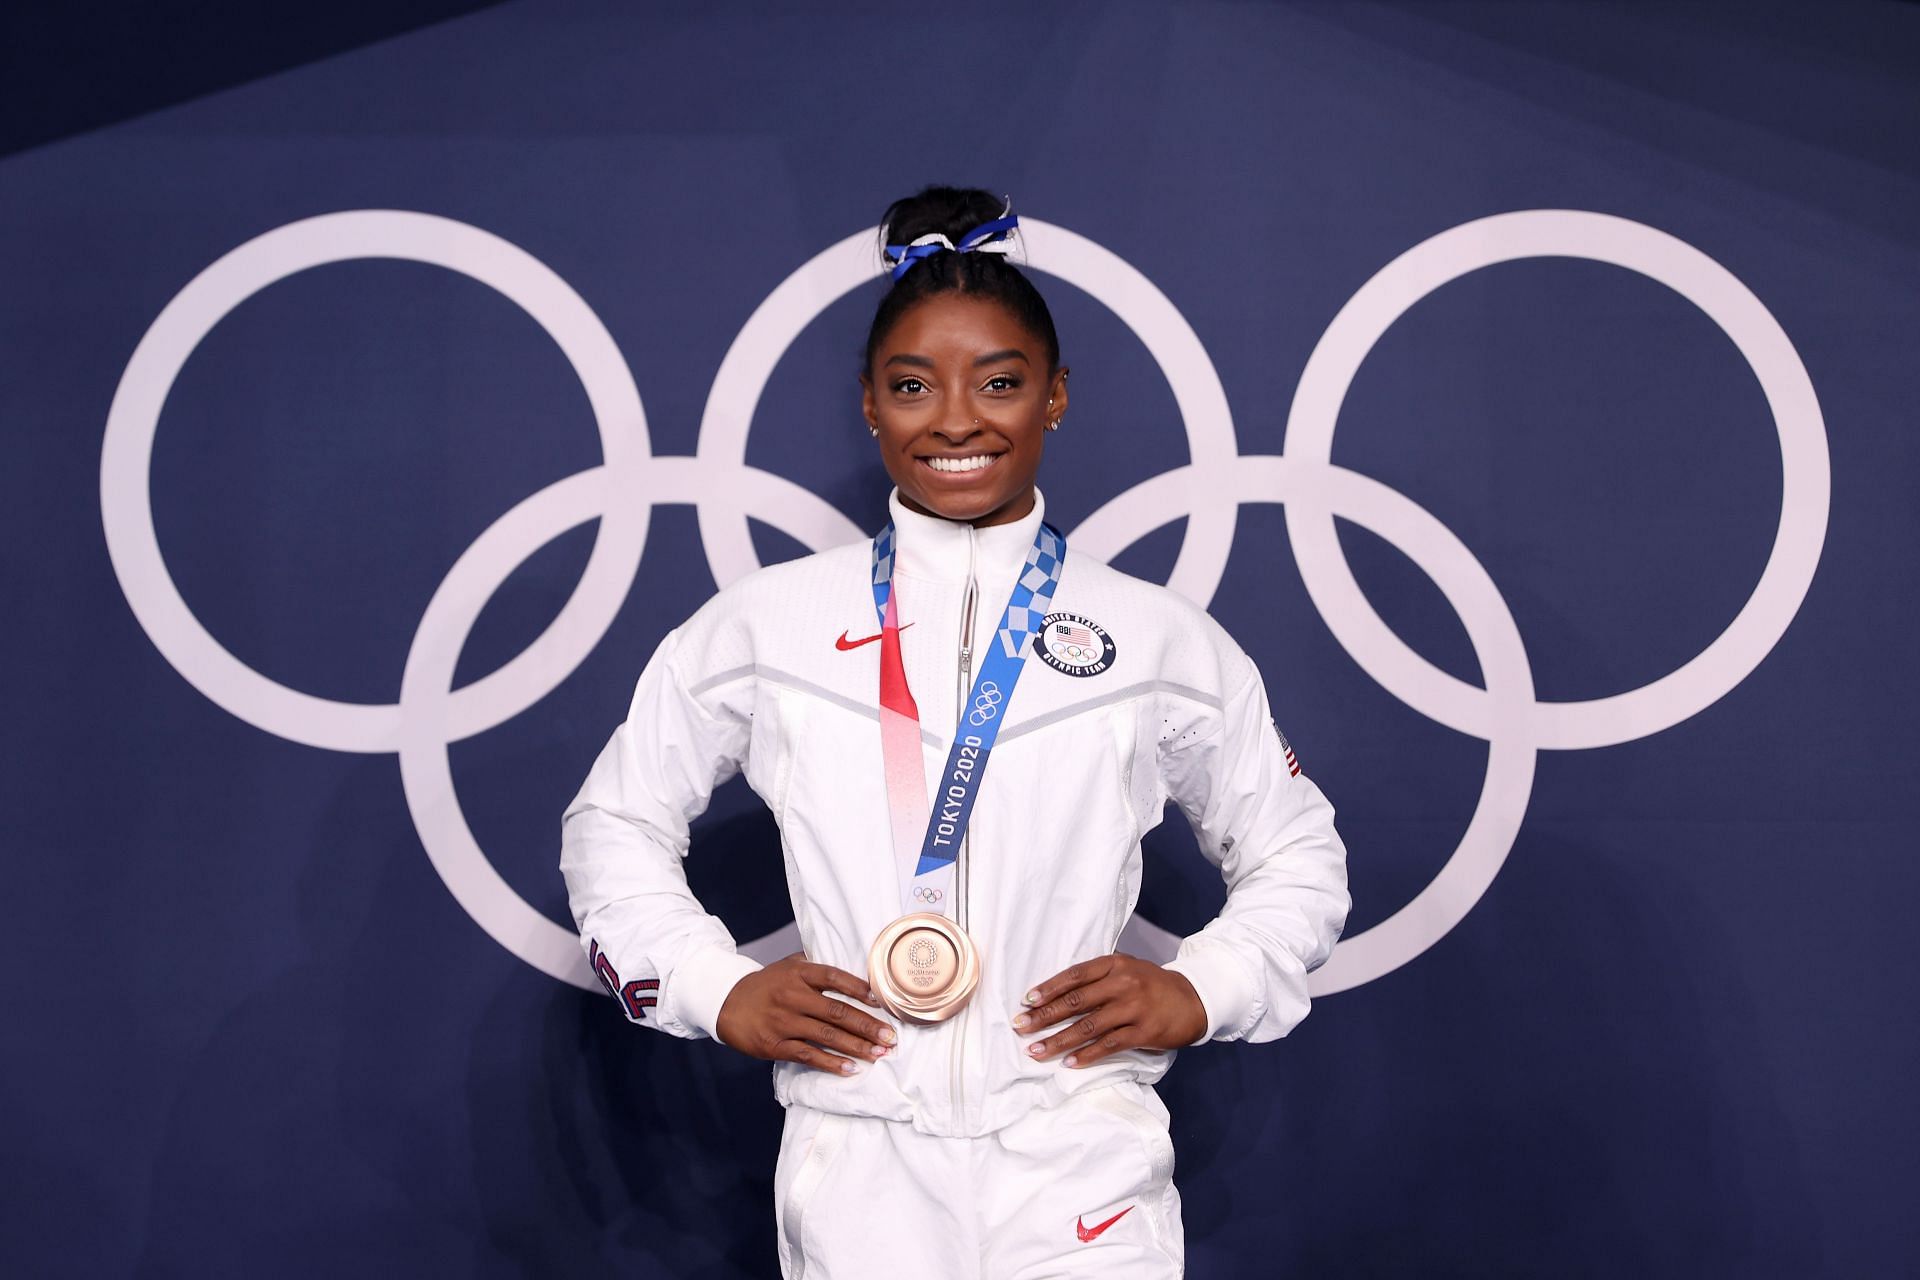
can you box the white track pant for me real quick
[773,1080,1185,1279]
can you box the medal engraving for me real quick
[892,930,956,992]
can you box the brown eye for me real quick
[893,377,927,395]
[984,375,1020,392]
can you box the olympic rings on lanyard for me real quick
[968,682,1004,728]
[100,209,1829,996]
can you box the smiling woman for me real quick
[559,184,1350,1279]
[856,189,1068,528]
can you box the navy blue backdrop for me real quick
[4,2,1917,1275]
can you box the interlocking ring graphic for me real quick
[911,886,945,905]
[968,682,1005,727]
[100,208,1828,997]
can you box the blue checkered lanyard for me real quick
[869,520,1067,915]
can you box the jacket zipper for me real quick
[951,526,978,1132]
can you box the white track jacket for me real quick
[560,487,1350,1139]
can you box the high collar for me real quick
[886,486,1048,587]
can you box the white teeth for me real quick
[926,454,1000,474]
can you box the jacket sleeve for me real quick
[558,624,764,1040]
[1157,653,1350,1044]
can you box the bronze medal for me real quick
[867,912,981,1023]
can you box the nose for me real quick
[933,415,985,443]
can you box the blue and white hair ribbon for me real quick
[883,211,1021,281]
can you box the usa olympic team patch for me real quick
[1035,612,1115,677]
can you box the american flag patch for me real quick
[1276,726,1301,777]
[1053,621,1095,647]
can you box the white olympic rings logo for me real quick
[99,208,1828,997]
[968,682,1005,727]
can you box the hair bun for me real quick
[863,184,1059,376]
[877,186,1015,263]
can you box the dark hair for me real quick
[863,185,1061,377]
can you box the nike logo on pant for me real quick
[1076,1206,1133,1242]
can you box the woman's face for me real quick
[861,292,1068,527]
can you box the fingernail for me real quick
[1064,1054,1078,1068]
[840,1059,860,1074]
[869,1043,887,1057]
[880,1027,898,1045]
[1012,1012,1030,1029]
[1024,990,1040,1006]
[1028,1043,1045,1058]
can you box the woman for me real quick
[560,185,1349,1278]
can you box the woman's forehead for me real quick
[880,294,1045,355]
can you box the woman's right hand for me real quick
[714,952,899,1075]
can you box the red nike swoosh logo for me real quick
[1076,1205,1133,1242]
[835,622,914,650]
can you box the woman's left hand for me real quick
[1011,953,1209,1066]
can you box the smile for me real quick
[921,453,1003,474]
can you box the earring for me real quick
[868,425,878,437]
[1045,418,1061,432]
